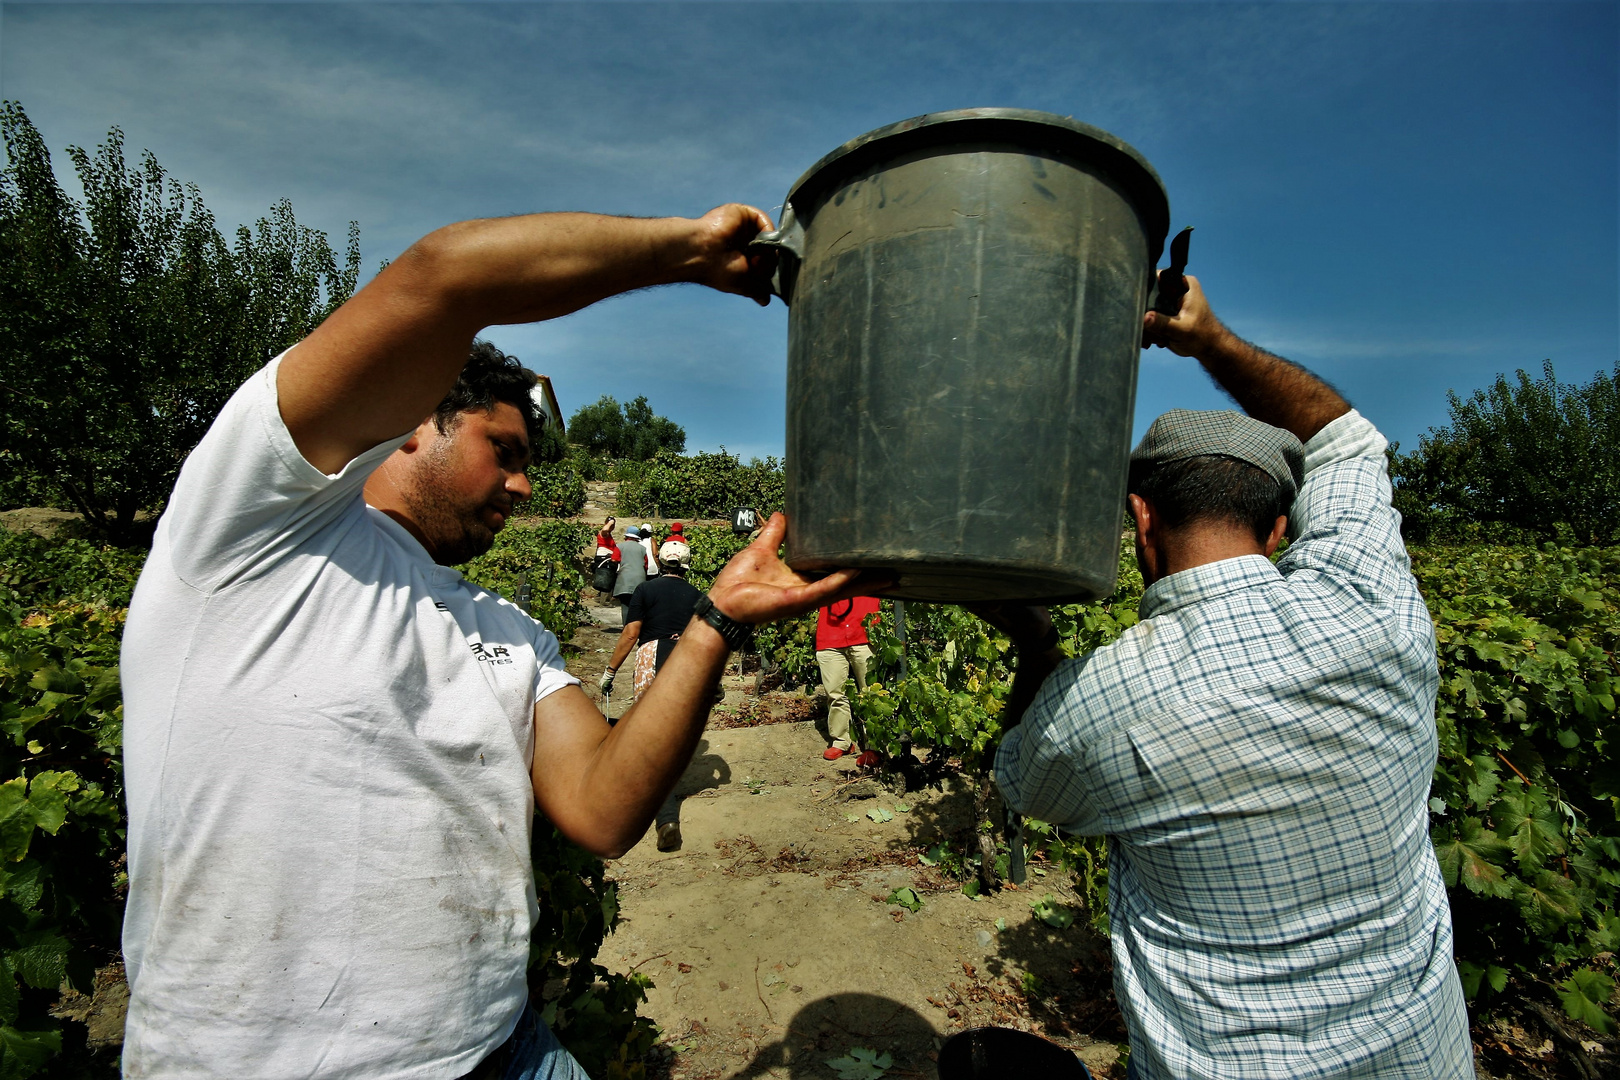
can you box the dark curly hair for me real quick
[432,340,543,443]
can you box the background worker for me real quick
[639,521,661,578]
[592,515,620,595]
[120,203,879,1078]
[985,275,1471,1078]
[600,537,703,849]
[612,523,650,626]
[816,596,881,761]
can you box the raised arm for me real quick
[1142,274,1349,442]
[533,514,889,857]
[278,205,776,474]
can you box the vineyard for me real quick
[3,492,1619,1077]
[473,521,1620,1077]
[1,89,1615,1079]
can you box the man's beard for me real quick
[405,448,500,566]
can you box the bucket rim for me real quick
[781,107,1171,260]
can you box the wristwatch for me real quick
[693,593,754,651]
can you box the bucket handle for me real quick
[1147,226,1194,316]
[747,204,805,304]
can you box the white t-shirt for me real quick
[120,354,580,1079]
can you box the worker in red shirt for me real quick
[816,596,882,760]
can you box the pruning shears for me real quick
[1150,226,1195,317]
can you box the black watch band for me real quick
[694,593,755,651]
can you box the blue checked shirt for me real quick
[996,411,1474,1079]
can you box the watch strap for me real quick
[694,593,754,651]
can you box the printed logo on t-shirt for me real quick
[469,641,513,665]
[434,601,449,611]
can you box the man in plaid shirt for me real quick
[990,276,1473,1078]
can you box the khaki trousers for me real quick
[816,644,872,750]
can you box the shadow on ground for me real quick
[672,738,732,797]
[865,761,1127,1049]
[730,993,938,1079]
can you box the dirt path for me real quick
[569,619,1125,1080]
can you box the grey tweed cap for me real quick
[1131,409,1305,501]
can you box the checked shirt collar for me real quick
[1137,553,1281,621]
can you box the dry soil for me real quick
[573,614,1125,1080]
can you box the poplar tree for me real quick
[0,102,361,544]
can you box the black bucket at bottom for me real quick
[938,1026,1093,1079]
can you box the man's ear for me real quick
[1127,493,1162,585]
[1263,515,1288,557]
[1127,493,1156,546]
[398,417,441,455]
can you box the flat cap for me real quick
[1131,409,1304,501]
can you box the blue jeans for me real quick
[478,1005,590,1080]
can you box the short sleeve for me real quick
[530,621,580,709]
[158,350,410,592]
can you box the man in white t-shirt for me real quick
[120,205,873,1079]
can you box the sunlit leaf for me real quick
[8,929,69,991]
[1432,817,1513,897]
[0,781,36,864]
[1493,785,1565,870]
[1512,870,1584,934]
[1030,893,1074,929]
[886,887,923,913]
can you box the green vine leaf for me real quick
[887,887,923,913]
[826,1046,893,1080]
[1511,870,1584,934]
[1493,785,1564,870]
[0,1024,62,1077]
[1030,894,1074,929]
[8,930,69,992]
[1557,968,1616,1034]
[1433,817,1514,897]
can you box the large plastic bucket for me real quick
[757,108,1170,602]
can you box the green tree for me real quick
[566,394,685,460]
[615,449,784,519]
[532,416,569,465]
[0,102,360,545]
[1392,361,1620,544]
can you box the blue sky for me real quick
[2,2,1615,461]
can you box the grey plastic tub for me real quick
[755,108,1170,602]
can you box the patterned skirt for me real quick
[632,640,660,701]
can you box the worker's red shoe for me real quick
[823,746,850,761]
[854,750,881,768]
